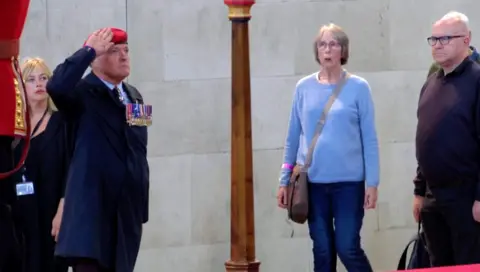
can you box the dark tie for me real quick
[113,86,124,104]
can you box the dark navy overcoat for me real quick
[47,47,149,272]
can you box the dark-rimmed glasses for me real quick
[427,35,465,46]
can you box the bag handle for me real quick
[396,222,426,270]
[396,236,417,270]
[303,70,350,171]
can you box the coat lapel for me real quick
[84,73,123,106]
[83,73,125,160]
[123,82,144,104]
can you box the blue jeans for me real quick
[308,181,372,272]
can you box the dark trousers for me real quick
[421,183,480,267]
[0,136,22,272]
[71,258,113,272]
[0,204,22,272]
[308,181,372,272]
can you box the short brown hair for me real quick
[313,23,350,65]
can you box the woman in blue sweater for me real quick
[277,23,379,272]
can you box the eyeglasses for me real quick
[427,35,465,46]
[317,41,341,50]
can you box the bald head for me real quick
[434,11,470,35]
[439,11,469,29]
[429,11,471,70]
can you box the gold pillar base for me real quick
[225,260,260,272]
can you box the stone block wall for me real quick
[20,0,480,271]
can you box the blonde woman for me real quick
[12,57,71,272]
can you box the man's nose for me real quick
[119,51,128,59]
[433,42,443,50]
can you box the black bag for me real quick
[397,223,431,270]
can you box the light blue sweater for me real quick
[279,72,380,188]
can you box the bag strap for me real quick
[303,70,350,170]
[396,235,418,270]
[396,222,426,270]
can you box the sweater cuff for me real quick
[366,179,379,188]
[279,168,291,187]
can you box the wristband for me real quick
[282,163,294,171]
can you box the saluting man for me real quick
[47,28,151,272]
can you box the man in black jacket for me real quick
[413,11,480,267]
[426,45,480,77]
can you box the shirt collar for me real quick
[99,78,124,93]
[437,56,471,78]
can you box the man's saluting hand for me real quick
[84,28,114,56]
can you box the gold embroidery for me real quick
[12,58,26,136]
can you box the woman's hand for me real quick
[364,187,378,209]
[277,165,302,209]
[51,198,64,242]
[277,187,288,209]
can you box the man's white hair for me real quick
[441,11,470,29]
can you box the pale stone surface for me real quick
[251,76,301,150]
[162,4,231,81]
[142,156,193,249]
[377,141,418,229]
[19,0,476,271]
[190,152,231,245]
[292,0,391,74]
[140,79,231,157]
[21,1,126,65]
[389,0,480,70]
[126,2,165,83]
[357,70,426,144]
[249,6,298,77]
[135,244,230,272]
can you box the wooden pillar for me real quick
[224,0,260,271]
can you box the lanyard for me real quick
[20,108,48,183]
[31,108,49,137]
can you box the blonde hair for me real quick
[20,57,57,112]
[313,23,350,65]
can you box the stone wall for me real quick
[20,0,480,271]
